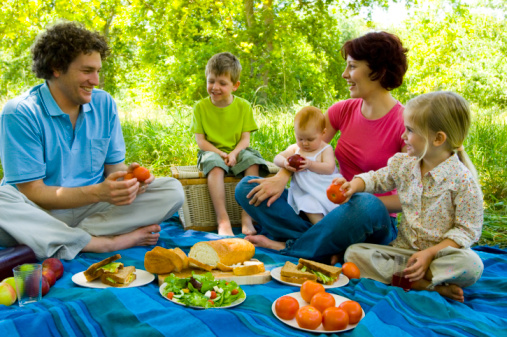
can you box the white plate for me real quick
[272,292,365,333]
[72,269,155,288]
[271,267,349,288]
[159,284,246,309]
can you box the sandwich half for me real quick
[83,254,123,282]
[100,266,137,287]
[280,261,317,284]
[297,258,342,285]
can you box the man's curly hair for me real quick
[31,21,110,80]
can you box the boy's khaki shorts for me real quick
[197,147,269,177]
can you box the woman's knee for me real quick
[235,176,259,202]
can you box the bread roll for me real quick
[144,247,175,274]
[233,259,265,276]
[189,239,255,267]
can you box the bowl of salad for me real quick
[159,272,246,309]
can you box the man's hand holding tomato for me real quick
[98,162,153,206]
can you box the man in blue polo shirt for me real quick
[0,21,184,260]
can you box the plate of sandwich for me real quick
[72,254,155,288]
[271,259,349,288]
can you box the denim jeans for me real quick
[235,176,398,261]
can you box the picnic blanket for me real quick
[1,215,506,337]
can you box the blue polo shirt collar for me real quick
[39,82,91,116]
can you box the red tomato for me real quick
[342,262,361,279]
[208,300,214,305]
[133,166,150,182]
[124,173,135,180]
[295,305,322,330]
[231,289,238,295]
[300,280,325,303]
[322,307,349,331]
[210,291,217,299]
[310,292,336,313]
[166,292,174,300]
[339,300,362,324]
[326,183,346,204]
[275,295,300,320]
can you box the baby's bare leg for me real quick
[82,224,161,253]
[306,213,324,225]
[208,167,233,236]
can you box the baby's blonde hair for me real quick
[404,91,478,181]
[294,106,326,132]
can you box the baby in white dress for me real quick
[274,106,342,224]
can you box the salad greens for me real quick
[161,272,245,308]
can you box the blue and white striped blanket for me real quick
[1,216,506,337]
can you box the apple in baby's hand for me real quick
[288,154,304,170]
[42,268,56,287]
[0,281,17,306]
[327,183,347,204]
[42,258,64,280]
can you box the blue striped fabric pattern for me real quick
[1,217,506,337]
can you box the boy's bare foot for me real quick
[244,235,285,251]
[83,224,161,253]
[218,220,234,236]
[434,284,464,302]
[241,211,257,235]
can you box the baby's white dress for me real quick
[288,145,343,216]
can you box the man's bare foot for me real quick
[218,220,234,236]
[244,235,286,251]
[434,284,464,302]
[241,211,257,235]
[83,224,161,253]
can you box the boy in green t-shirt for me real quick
[191,52,267,236]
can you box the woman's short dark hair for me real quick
[341,31,408,91]
[31,21,110,80]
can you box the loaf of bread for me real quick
[233,259,265,276]
[189,238,255,267]
[144,246,189,274]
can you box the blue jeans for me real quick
[235,176,397,261]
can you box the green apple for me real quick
[2,277,17,293]
[19,264,35,272]
[0,282,17,306]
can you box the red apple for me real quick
[42,258,64,280]
[288,154,304,170]
[327,183,346,204]
[42,268,56,287]
[41,277,50,296]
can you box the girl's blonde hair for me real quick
[294,106,326,132]
[404,91,478,181]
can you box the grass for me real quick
[0,100,506,248]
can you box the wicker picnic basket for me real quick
[171,162,279,231]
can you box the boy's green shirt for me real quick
[191,96,258,153]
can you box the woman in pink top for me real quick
[235,32,408,262]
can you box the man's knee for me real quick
[235,176,259,204]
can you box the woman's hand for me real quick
[246,170,291,207]
[404,250,434,282]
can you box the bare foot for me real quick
[241,211,257,235]
[244,234,286,251]
[218,220,234,236]
[434,284,464,302]
[83,224,161,253]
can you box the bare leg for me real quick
[244,234,286,251]
[241,165,259,235]
[82,224,161,253]
[411,278,464,302]
[208,168,233,236]
[306,213,324,225]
